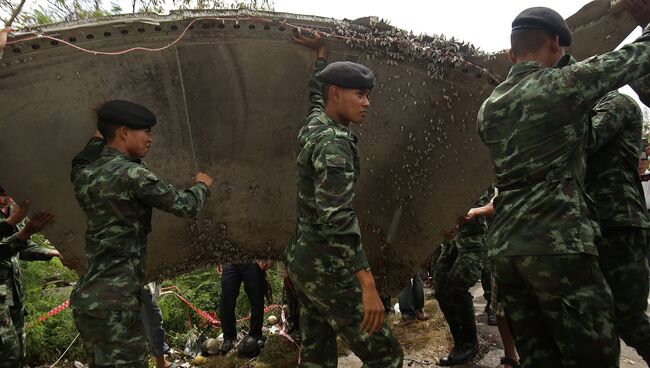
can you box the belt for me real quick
[498,171,548,191]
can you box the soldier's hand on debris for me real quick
[6,199,30,226]
[195,172,214,187]
[625,0,650,28]
[0,27,13,49]
[18,211,55,241]
[292,29,327,58]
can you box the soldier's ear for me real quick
[117,126,129,141]
[330,85,340,102]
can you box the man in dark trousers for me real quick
[218,261,272,356]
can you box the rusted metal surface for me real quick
[0,2,636,292]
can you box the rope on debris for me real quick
[4,15,498,82]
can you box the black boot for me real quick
[438,314,479,366]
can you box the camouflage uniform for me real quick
[0,217,55,368]
[586,91,650,362]
[434,188,492,355]
[70,137,209,367]
[477,25,650,366]
[285,57,403,368]
[631,74,650,107]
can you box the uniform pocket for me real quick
[558,285,618,363]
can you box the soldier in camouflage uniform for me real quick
[477,5,650,367]
[285,31,403,367]
[586,91,650,362]
[70,100,213,367]
[630,0,650,106]
[0,191,59,368]
[434,187,494,366]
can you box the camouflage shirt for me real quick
[285,57,370,276]
[631,74,650,107]
[477,25,650,257]
[70,138,210,310]
[0,221,53,308]
[586,91,650,229]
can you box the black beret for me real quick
[512,7,572,47]
[316,61,375,90]
[97,100,157,129]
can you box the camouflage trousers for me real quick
[492,254,619,368]
[0,304,24,368]
[433,242,484,344]
[73,308,148,367]
[287,266,403,368]
[598,227,650,362]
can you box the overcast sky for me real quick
[270,0,595,52]
[104,0,642,52]
[108,0,641,102]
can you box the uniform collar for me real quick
[317,112,357,141]
[102,146,142,164]
[507,53,577,80]
[506,61,544,81]
[554,54,576,68]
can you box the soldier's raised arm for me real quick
[293,30,328,115]
[545,2,650,113]
[71,131,105,183]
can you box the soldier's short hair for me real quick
[510,28,555,57]
[322,83,332,103]
[97,118,119,142]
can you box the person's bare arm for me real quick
[293,30,329,113]
[0,27,13,50]
[356,269,385,335]
[466,202,495,221]
[292,30,328,58]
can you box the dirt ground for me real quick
[159,282,647,368]
[337,284,648,368]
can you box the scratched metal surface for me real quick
[0,2,635,292]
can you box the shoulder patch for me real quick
[325,154,347,168]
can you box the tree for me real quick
[0,0,28,26]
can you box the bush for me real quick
[22,245,84,366]
[21,255,286,365]
[158,265,285,348]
